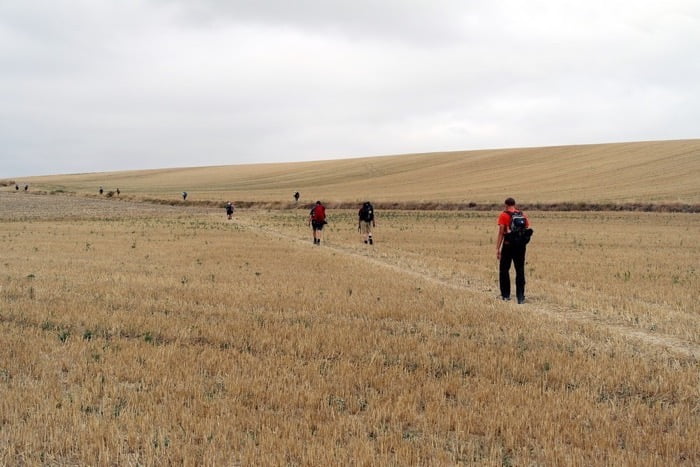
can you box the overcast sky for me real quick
[2,0,698,177]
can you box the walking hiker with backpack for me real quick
[496,197,533,304]
[225,201,234,220]
[358,201,376,244]
[308,200,327,245]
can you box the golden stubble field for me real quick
[17,139,700,205]
[1,191,698,465]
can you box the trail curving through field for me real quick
[4,192,694,359]
[231,214,700,360]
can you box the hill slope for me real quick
[12,139,700,205]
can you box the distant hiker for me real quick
[116,188,120,196]
[496,197,533,304]
[225,201,234,220]
[182,191,188,201]
[308,200,327,245]
[358,201,376,245]
[294,191,300,203]
[99,186,103,195]
[15,184,19,191]
[24,184,28,192]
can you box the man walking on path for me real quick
[496,197,533,304]
[308,201,327,245]
[358,201,376,244]
[225,201,234,220]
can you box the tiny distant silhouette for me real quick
[99,186,103,195]
[294,191,300,203]
[116,188,120,196]
[225,201,234,219]
[15,184,19,191]
[24,184,28,192]
[182,191,188,200]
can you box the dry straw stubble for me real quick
[0,192,698,464]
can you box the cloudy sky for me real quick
[2,0,698,177]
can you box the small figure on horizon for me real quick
[116,188,120,196]
[225,201,234,220]
[294,191,300,203]
[358,201,376,245]
[15,184,19,191]
[182,191,188,201]
[24,184,28,192]
[308,200,327,245]
[99,186,103,195]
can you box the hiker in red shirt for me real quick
[308,201,327,245]
[496,197,533,304]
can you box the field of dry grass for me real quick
[1,190,698,465]
[11,139,700,206]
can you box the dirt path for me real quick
[234,215,700,360]
[4,192,696,359]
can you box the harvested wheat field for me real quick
[18,139,700,206]
[1,140,699,465]
[1,194,698,465]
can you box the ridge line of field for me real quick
[13,192,700,213]
[136,196,700,213]
[229,215,700,360]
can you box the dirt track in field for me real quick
[234,211,700,360]
[3,192,697,360]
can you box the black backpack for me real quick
[509,211,527,232]
[360,202,374,222]
[505,210,532,245]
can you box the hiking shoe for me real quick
[517,297,525,304]
[369,238,373,245]
[364,240,368,244]
[501,296,511,301]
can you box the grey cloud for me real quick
[1,0,699,177]
[155,0,474,43]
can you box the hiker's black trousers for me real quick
[499,243,526,300]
